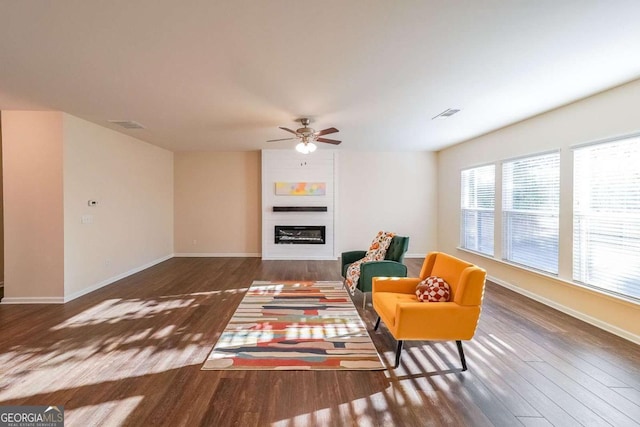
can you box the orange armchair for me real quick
[372,251,486,369]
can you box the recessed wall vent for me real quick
[108,120,145,129]
[432,108,461,120]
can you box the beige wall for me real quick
[438,78,640,342]
[337,151,437,256]
[174,151,261,255]
[63,114,174,299]
[174,150,438,257]
[2,111,65,300]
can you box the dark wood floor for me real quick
[0,258,638,426]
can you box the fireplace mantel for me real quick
[272,206,328,212]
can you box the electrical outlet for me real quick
[105,259,111,267]
[192,239,197,245]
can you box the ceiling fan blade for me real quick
[316,127,339,136]
[316,137,341,145]
[267,137,296,142]
[279,127,298,135]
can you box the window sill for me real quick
[456,247,640,307]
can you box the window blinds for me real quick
[503,152,560,273]
[573,136,640,300]
[461,165,495,255]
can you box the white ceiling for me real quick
[1,1,640,152]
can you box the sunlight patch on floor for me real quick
[160,288,249,299]
[480,334,507,356]
[1,289,244,401]
[65,395,143,427]
[466,339,491,365]
[0,345,204,401]
[283,323,363,340]
[249,284,285,294]
[271,413,317,427]
[271,395,390,427]
[51,298,196,330]
[489,334,516,352]
[214,319,367,349]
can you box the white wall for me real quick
[63,114,174,300]
[337,151,437,256]
[438,78,640,343]
[262,149,336,260]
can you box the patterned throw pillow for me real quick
[416,276,451,302]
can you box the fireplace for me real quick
[275,226,326,244]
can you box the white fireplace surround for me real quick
[261,149,337,260]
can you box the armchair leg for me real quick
[362,293,366,309]
[456,340,467,371]
[394,340,403,368]
[374,316,381,331]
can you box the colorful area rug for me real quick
[202,280,384,370]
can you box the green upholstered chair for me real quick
[341,235,410,308]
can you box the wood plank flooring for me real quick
[0,258,638,426]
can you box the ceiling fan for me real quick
[267,118,341,153]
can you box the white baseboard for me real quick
[63,253,175,303]
[174,253,261,257]
[488,275,640,345]
[405,253,426,259]
[1,296,65,304]
[261,256,339,260]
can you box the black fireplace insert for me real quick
[275,225,326,244]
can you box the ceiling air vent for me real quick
[432,108,461,120]
[108,120,145,129]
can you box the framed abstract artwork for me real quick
[275,182,326,196]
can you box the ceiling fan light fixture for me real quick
[269,118,341,151]
[296,142,310,154]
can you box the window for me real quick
[461,165,495,255]
[502,152,560,273]
[573,136,640,300]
